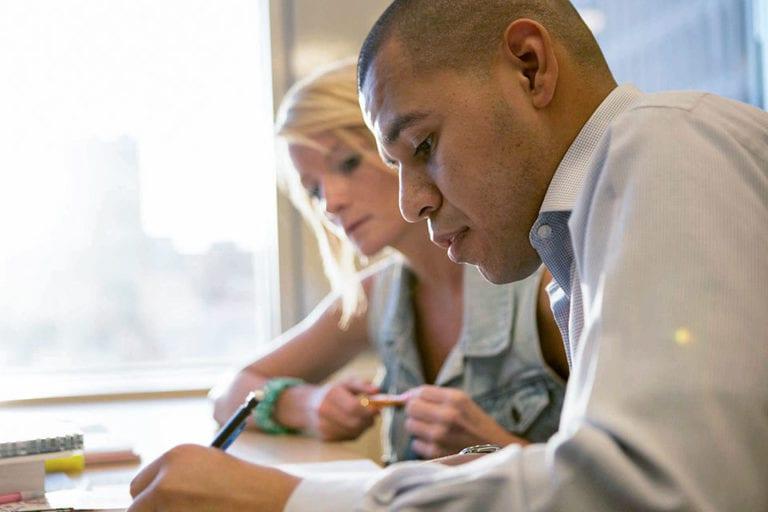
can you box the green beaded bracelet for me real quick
[252,377,304,435]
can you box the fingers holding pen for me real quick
[403,385,495,458]
[319,395,375,431]
[323,382,379,423]
[339,376,380,396]
[308,382,378,440]
[128,444,300,511]
[128,444,210,511]
[404,385,468,425]
[129,448,166,498]
[403,385,528,457]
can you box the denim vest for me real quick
[368,259,566,464]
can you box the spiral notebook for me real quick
[0,419,84,495]
[0,425,83,459]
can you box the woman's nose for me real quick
[321,175,349,217]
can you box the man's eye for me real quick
[339,154,362,173]
[414,136,433,159]
[384,158,398,171]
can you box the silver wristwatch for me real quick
[458,443,502,455]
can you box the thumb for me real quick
[341,376,379,395]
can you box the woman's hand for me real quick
[281,377,380,441]
[403,385,528,459]
[128,444,299,512]
[210,371,267,428]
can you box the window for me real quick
[574,0,765,108]
[0,1,279,400]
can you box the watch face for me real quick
[459,444,502,455]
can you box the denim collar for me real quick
[378,264,515,360]
[457,266,515,357]
[378,262,416,348]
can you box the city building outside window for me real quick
[0,0,279,400]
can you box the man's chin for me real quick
[446,249,464,265]
[475,264,511,284]
[449,248,506,283]
[476,258,540,285]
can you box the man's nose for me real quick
[398,165,441,223]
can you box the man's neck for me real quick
[553,79,618,167]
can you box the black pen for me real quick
[211,391,261,450]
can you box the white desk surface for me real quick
[1,394,373,489]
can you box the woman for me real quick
[211,60,568,463]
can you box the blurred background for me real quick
[0,0,765,401]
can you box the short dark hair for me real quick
[358,0,608,91]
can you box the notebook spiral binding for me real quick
[0,432,84,459]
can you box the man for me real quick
[128,1,767,510]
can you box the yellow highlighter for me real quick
[44,451,85,473]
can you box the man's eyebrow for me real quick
[383,111,429,145]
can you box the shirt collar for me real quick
[539,84,643,213]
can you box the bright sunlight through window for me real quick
[0,1,279,400]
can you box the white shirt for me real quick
[284,86,768,511]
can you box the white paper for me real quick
[277,459,382,479]
[46,485,131,511]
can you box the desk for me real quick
[1,393,374,490]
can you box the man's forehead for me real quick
[359,39,419,141]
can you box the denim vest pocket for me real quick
[473,375,554,440]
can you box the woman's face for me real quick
[288,131,410,256]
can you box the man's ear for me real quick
[502,19,558,109]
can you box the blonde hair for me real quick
[275,59,387,327]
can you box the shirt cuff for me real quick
[283,473,373,512]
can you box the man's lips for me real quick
[432,227,468,250]
[344,215,372,235]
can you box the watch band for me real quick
[458,443,502,455]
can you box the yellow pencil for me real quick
[359,393,407,409]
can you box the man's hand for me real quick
[430,452,487,466]
[404,386,528,459]
[128,444,300,512]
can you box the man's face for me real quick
[360,42,553,283]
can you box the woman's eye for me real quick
[414,136,433,159]
[308,184,322,200]
[339,154,362,173]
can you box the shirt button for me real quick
[537,224,552,239]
